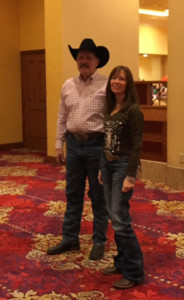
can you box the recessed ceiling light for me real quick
[139,9,169,17]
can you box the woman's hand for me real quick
[122,177,135,193]
[98,170,103,185]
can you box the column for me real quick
[167,0,184,188]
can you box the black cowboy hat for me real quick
[68,38,109,68]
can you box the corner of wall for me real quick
[140,159,166,184]
[166,164,184,190]
[140,159,184,190]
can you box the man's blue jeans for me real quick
[100,155,144,282]
[62,133,108,245]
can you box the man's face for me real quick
[76,50,99,80]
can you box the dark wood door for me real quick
[21,50,47,151]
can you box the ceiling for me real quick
[139,0,168,27]
[140,0,168,11]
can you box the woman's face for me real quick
[110,70,127,96]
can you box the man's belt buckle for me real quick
[104,150,120,162]
[74,133,89,142]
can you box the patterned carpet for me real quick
[0,149,184,300]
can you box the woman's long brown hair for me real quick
[106,65,139,114]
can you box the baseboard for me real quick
[140,159,184,190]
[139,159,166,183]
[45,155,56,164]
[166,164,184,190]
[0,142,24,150]
[45,155,66,168]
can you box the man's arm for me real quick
[56,88,67,163]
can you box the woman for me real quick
[99,65,145,289]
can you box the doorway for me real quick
[21,50,47,151]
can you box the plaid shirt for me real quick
[56,71,107,148]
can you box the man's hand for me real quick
[56,148,65,164]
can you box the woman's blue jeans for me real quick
[62,133,108,245]
[100,155,144,282]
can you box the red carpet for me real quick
[0,149,184,300]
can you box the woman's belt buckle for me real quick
[104,150,120,162]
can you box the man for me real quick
[47,38,110,260]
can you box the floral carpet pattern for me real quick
[0,149,184,300]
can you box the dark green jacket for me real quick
[104,103,144,177]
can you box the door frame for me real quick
[20,49,47,151]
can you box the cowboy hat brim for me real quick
[68,39,109,68]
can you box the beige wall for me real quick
[62,0,139,82]
[139,23,168,81]
[44,0,63,156]
[19,0,45,50]
[168,0,184,168]
[139,54,168,81]
[0,0,45,146]
[139,24,168,55]
[0,0,22,144]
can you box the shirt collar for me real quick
[79,70,98,82]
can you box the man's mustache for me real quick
[79,63,89,68]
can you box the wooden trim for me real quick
[45,156,56,164]
[20,49,45,55]
[135,80,167,84]
[140,105,167,122]
[0,142,24,150]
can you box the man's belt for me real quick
[70,132,104,142]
